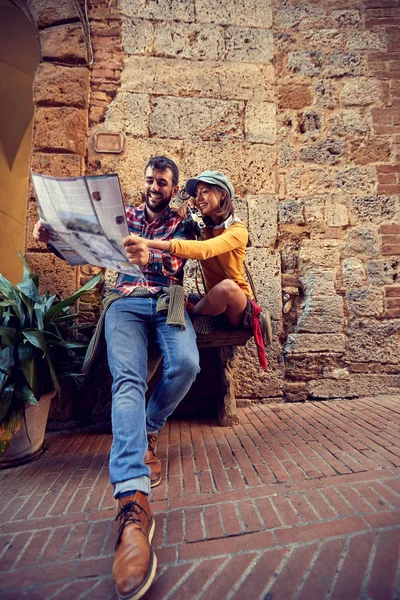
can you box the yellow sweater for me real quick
[170,221,253,299]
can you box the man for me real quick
[33,156,200,600]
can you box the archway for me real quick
[0,0,39,283]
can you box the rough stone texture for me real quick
[350,139,391,166]
[122,57,275,101]
[33,107,87,155]
[33,64,90,109]
[340,79,383,106]
[366,259,400,286]
[105,92,149,136]
[233,340,284,398]
[30,153,84,177]
[278,85,312,110]
[26,252,78,298]
[121,18,154,55]
[308,374,400,399]
[275,5,325,30]
[345,228,379,258]
[347,30,386,51]
[286,167,330,197]
[150,97,244,141]
[297,295,344,333]
[346,288,384,317]
[346,320,400,365]
[342,258,367,288]
[300,270,337,297]
[154,22,225,60]
[245,102,276,144]
[288,51,366,78]
[328,109,371,137]
[245,248,282,321]
[119,0,195,21]
[247,196,278,247]
[325,196,349,227]
[285,333,346,354]
[225,28,274,63]
[298,240,342,274]
[279,200,304,225]
[299,138,345,165]
[196,0,272,28]
[349,195,396,224]
[40,23,88,64]
[26,0,78,27]
[335,167,376,194]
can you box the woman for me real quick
[125,170,268,369]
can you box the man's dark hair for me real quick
[145,156,179,186]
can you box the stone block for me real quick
[33,63,90,108]
[335,167,376,194]
[40,23,88,64]
[26,252,78,297]
[300,270,337,296]
[303,197,325,225]
[347,31,386,51]
[328,109,371,137]
[350,195,396,224]
[105,92,148,136]
[307,374,400,399]
[278,86,312,110]
[122,18,154,55]
[313,80,338,110]
[33,107,87,156]
[245,102,276,144]
[119,0,195,21]
[342,258,367,288]
[297,110,323,135]
[30,153,84,177]
[345,228,379,257]
[350,139,391,165]
[225,28,274,63]
[150,97,244,141]
[122,56,275,101]
[325,197,349,227]
[340,79,383,107]
[248,195,278,247]
[286,167,330,197]
[346,319,400,364]
[279,200,304,225]
[347,287,384,317]
[366,259,400,286]
[325,52,367,77]
[245,248,282,320]
[327,10,361,28]
[285,353,339,381]
[154,22,224,60]
[288,51,323,77]
[285,333,346,354]
[195,0,272,27]
[27,0,77,27]
[297,295,344,333]
[298,239,342,273]
[234,338,283,399]
[279,142,296,167]
[299,138,345,165]
[275,5,325,30]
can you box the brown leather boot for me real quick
[112,491,157,600]
[145,434,162,488]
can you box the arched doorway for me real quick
[0,0,39,283]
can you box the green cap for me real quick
[185,170,234,199]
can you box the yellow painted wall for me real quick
[0,120,33,283]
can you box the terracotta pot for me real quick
[0,390,56,469]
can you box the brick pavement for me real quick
[0,395,400,599]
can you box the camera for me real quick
[180,205,206,236]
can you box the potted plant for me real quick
[0,252,101,467]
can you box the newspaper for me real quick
[31,172,142,276]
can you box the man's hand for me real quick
[123,234,151,266]
[33,220,57,244]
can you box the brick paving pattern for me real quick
[0,395,400,599]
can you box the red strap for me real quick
[249,300,268,371]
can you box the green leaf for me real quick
[22,330,47,357]
[0,326,16,348]
[0,382,15,422]
[18,343,37,397]
[34,303,45,330]
[0,407,22,457]
[0,346,14,375]
[18,251,39,290]
[17,279,42,303]
[15,385,38,406]
[44,272,102,323]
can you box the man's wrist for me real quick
[144,249,154,267]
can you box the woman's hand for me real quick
[177,201,195,219]
[33,220,58,244]
[123,234,150,266]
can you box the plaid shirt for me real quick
[113,204,189,295]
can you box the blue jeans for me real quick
[104,297,200,497]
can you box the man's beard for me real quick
[145,190,172,214]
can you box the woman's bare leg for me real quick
[190,280,248,327]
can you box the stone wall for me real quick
[21,0,400,411]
